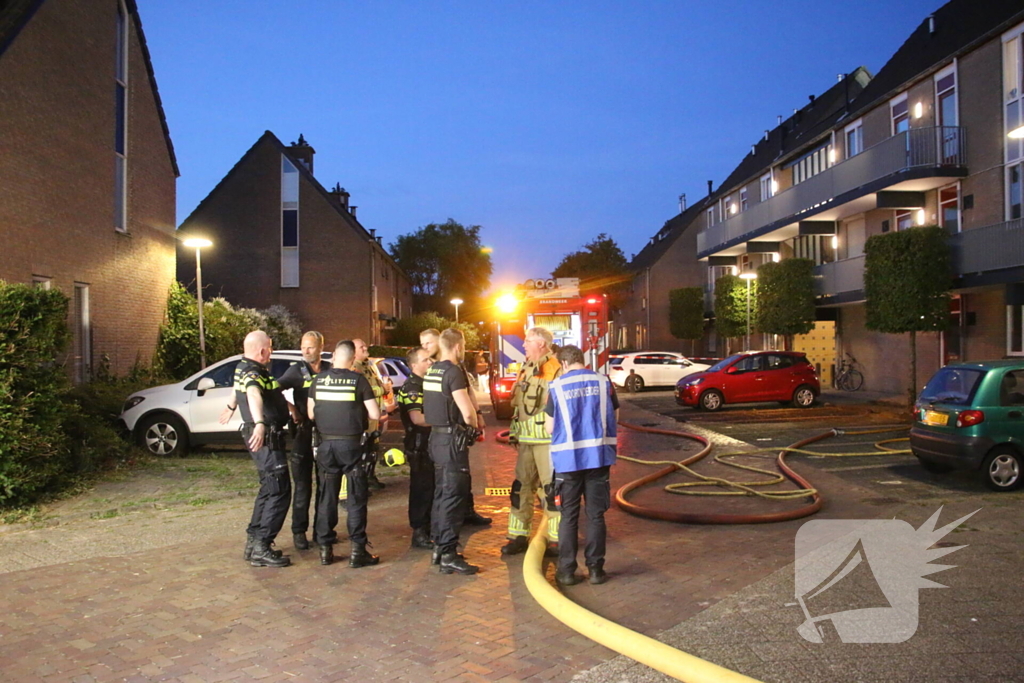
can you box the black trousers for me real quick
[554,466,611,575]
[243,425,291,544]
[407,445,434,531]
[314,438,368,546]
[288,420,316,535]
[429,430,470,553]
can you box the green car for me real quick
[910,360,1024,491]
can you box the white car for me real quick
[608,352,709,392]
[120,350,325,457]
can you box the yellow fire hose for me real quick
[521,529,763,683]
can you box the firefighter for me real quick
[308,340,381,567]
[501,326,562,556]
[351,338,390,491]
[277,331,330,551]
[219,330,292,568]
[396,347,434,549]
[423,328,481,575]
[420,328,492,527]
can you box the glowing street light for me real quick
[183,237,213,368]
[739,271,758,352]
[450,297,464,323]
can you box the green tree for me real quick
[668,287,705,355]
[714,273,757,353]
[755,259,816,346]
[552,233,630,310]
[389,219,492,314]
[388,311,482,349]
[864,226,951,405]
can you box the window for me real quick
[792,235,836,265]
[765,354,793,370]
[760,172,774,201]
[734,355,764,372]
[891,94,909,134]
[32,276,51,290]
[935,66,959,164]
[114,1,128,232]
[73,283,91,383]
[706,206,716,228]
[790,144,831,186]
[895,210,915,231]
[845,120,863,158]
[1000,370,1024,405]
[940,184,960,234]
[281,156,299,287]
[1010,304,1024,355]
[1011,163,1023,220]
[1005,27,1024,218]
[740,187,748,212]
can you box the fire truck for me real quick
[489,278,611,419]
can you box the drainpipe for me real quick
[645,268,651,348]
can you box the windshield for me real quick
[919,367,985,406]
[708,354,743,373]
[609,357,623,366]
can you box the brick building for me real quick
[626,0,1024,395]
[176,131,412,347]
[0,0,178,381]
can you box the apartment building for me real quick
[176,131,412,346]
[0,0,178,381]
[687,0,1024,394]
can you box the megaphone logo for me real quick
[791,506,977,643]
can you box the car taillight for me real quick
[956,410,984,428]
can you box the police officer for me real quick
[308,340,381,567]
[277,331,330,551]
[396,347,434,550]
[420,328,492,527]
[544,345,618,586]
[352,338,390,491]
[501,326,562,556]
[423,328,481,575]
[220,330,291,568]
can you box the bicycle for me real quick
[834,353,864,391]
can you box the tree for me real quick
[714,273,756,354]
[756,259,816,347]
[668,287,705,355]
[389,219,492,314]
[551,233,630,310]
[864,226,951,405]
[387,311,482,349]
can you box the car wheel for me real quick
[792,385,816,409]
[625,374,645,393]
[981,447,1023,492]
[699,389,724,412]
[136,413,190,458]
[919,459,953,474]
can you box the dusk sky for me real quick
[144,0,941,294]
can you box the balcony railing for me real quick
[814,255,866,298]
[698,126,967,257]
[951,218,1024,275]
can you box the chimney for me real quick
[928,14,935,34]
[376,236,382,245]
[777,115,782,126]
[329,183,350,209]
[837,73,844,83]
[369,228,375,239]
[764,129,770,141]
[707,180,713,197]
[287,134,315,173]
[751,145,756,155]
[679,193,687,212]
[350,206,358,219]
[808,94,815,106]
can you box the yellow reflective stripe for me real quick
[546,516,559,542]
[339,476,348,500]
[316,393,355,401]
[507,514,530,536]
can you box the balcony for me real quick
[814,256,865,302]
[697,126,967,258]
[951,218,1024,287]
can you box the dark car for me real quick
[910,360,1024,491]
[675,351,820,411]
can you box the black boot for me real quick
[411,527,433,549]
[367,473,385,490]
[439,551,479,575]
[588,565,608,585]
[319,544,334,566]
[243,533,256,561]
[431,546,442,566]
[250,540,291,568]
[500,536,529,556]
[463,511,493,526]
[294,533,310,551]
[350,543,380,568]
[556,571,581,586]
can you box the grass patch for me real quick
[188,497,213,507]
[90,509,120,520]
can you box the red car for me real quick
[675,351,820,411]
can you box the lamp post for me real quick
[183,237,213,369]
[450,297,464,323]
[739,271,757,352]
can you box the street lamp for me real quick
[739,271,757,352]
[450,297,464,323]
[183,237,213,369]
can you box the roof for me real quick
[845,0,1024,123]
[711,67,872,201]
[180,130,410,281]
[0,0,178,176]
[629,196,709,271]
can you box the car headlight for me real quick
[684,377,704,386]
[122,396,145,413]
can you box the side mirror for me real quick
[726,366,739,375]
[196,377,216,394]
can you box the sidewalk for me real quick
[818,388,906,407]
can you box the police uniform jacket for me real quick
[234,358,289,427]
[396,373,431,452]
[278,359,331,420]
[423,360,468,427]
[308,368,375,437]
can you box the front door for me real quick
[726,355,766,403]
[188,360,241,436]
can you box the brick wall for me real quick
[0,0,177,377]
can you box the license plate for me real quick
[922,410,948,426]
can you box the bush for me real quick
[755,259,816,338]
[668,287,705,342]
[369,345,416,358]
[388,311,482,349]
[0,282,72,506]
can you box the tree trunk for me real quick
[908,330,917,408]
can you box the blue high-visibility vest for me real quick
[548,369,617,473]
